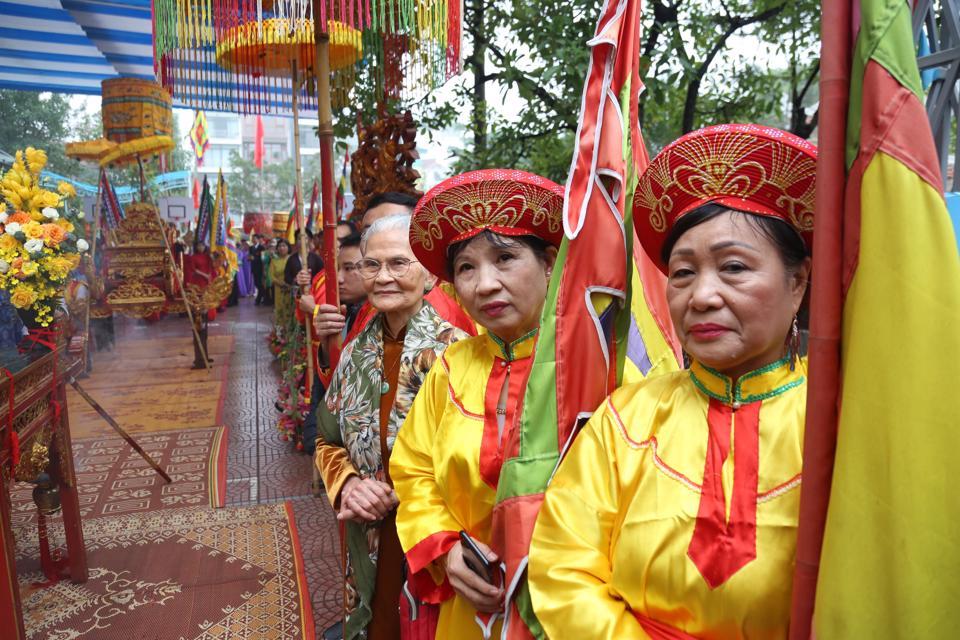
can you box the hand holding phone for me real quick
[459,530,502,587]
[446,531,503,614]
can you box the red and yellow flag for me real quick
[492,0,679,636]
[792,1,960,637]
[285,188,300,246]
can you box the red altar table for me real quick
[0,347,87,640]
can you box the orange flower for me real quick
[8,212,30,225]
[42,223,66,246]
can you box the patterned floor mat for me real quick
[15,502,314,640]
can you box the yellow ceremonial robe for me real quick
[528,358,806,639]
[392,330,539,639]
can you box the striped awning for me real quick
[0,0,154,95]
[0,0,316,115]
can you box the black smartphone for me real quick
[458,530,499,585]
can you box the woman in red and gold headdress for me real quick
[528,125,816,639]
[390,169,564,639]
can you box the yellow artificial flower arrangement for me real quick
[0,147,89,326]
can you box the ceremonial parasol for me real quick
[98,135,175,168]
[65,138,117,163]
[151,0,463,419]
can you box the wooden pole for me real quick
[290,59,317,404]
[313,20,340,362]
[69,377,172,483]
[311,13,340,497]
[144,170,211,371]
[788,0,850,637]
[137,157,147,202]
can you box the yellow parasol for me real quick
[215,18,362,75]
[65,138,117,163]
[99,135,175,168]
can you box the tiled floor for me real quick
[111,298,343,633]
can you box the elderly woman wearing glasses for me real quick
[315,213,470,640]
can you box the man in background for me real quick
[250,233,267,305]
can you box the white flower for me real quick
[76,239,89,253]
[0,212,7,224]
[41,207,59,220]
[5,222,21,235]
[76,211,85,220]
[24,238,43,253]
[0,260,9,274]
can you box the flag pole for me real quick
[788,0,851,636]
[314,14,340,360]
[311,12,339,497]
[147,169,210,372]
[290,57,316,405]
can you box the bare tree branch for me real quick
[681,2,788,132]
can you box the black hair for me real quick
[276,239,290,251]
[366,191,420,212]
[660,203,808,272]
[337,219,358,234]
[446,229,552,280]
[339,231,362,249]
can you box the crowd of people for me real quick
[264,124,817,640]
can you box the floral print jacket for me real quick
[318,300,467,638]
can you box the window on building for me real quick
[298,126,319,148]
[204,144,240,169]
[208,115,239,138]
[265,142,286,162]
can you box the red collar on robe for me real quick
[686,357,804,588]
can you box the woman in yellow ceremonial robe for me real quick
[528,124,817,639]
[269,239,292,327]
[390,170,564,639]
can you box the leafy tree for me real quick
[0,90,75,174]
[352,0,821,183]
[0,91,197,200]
[224,149,320,214]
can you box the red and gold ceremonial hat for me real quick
[633,123,817,271]
[410,169,565,278]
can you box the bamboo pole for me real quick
[314,32,340,324]
[313,16,340,384]
[290,58,317,404]
[311,12,340,497]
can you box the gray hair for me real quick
[360,214,412,254]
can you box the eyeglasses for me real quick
[357,257,420,280]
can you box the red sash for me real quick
[632,611,698,640]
